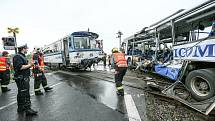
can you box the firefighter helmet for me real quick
[2,51,9,56]
[112,47,119,53]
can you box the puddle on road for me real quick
[90,65,111,71]
[54,72,126,113]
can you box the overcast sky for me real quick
[0,0,207,54]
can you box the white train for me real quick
[42,31,103,70]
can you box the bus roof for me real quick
[124,0,215,42]
[71,31,99,39]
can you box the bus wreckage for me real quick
[123,0,215,115]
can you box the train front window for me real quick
[74,37,90,49]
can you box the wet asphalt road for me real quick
[0,65,146,121]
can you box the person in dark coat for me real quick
[13,44,38,116]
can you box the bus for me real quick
[123,0,215,114]
[42,31,103,70]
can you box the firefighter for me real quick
[111,47,128,96]
[108,55,111,67]
[32,47,52,95]
[0,51,11,92]
[103,53,107,67]
[13,44,38,115]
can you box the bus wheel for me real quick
[185,68,215,101]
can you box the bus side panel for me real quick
[69,50,101,64]
[44,53,63,64]
[173,38,215,62]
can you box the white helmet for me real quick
[34,46,40,50]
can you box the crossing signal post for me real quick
[7,27,19,54]
[116,31,123,51]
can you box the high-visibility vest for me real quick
[0,57,10,72]
[113,53,128,67]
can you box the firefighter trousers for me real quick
[114,67,127,93]
[15,76,31,110]
[0,70,10,91]
[34,72,48,92]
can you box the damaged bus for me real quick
[42,31,103,70]
[123,0,215,114]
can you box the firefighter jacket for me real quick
[32,53,45,74]
[0,56,10,72]
[112,53,128,68]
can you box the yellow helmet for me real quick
[112,47,119,53]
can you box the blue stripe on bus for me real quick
[44,49,102,57]
[44,52,62,57]
[69,49,102,52]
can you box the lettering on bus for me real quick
[173,44,215,59]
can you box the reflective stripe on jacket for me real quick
[113,53,128,67]
[0,57,10,72]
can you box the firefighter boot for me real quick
[44,87,53,92]
[25,108,38,116]
[17,106,25,113]
[116,85,124,96]
[117,91,124,96]
[35,91,43,95]
[117,89,124,96]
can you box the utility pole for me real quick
[116,31,123,51]
[7,27,19,54]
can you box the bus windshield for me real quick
[74,37,90,49]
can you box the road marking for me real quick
[124,94,142,121]
[10,96,17,99]
[45,73,53,76]
[0,102,17,110]
[50,82,63,87]
[0,82,63,111]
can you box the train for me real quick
[42,31,104,70]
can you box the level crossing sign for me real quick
[7,27,19,34]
